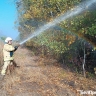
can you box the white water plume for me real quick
[20,0,96,45]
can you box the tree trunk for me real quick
[83,42,86,77]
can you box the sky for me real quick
[0,0,19,40]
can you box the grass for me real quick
[0,42,96,96]
[0,41,3,68]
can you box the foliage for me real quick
[16,0,96,44]
[15,0,82,37]
[15,0,96,75]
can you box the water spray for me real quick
[19,0,96,45]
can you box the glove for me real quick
[14,46,18,51]
[14,43,20,51]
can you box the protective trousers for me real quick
[1,61,13,75]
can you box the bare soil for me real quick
[0,47,96,96]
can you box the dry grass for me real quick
[0,41,3,68]
[0,45,96,96]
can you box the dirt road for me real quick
[0,47,95,96]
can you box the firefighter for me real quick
[0,37,19,80]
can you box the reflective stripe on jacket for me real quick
[3,44,15,61]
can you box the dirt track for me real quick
[0,47,95,96]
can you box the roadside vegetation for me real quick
[14,0,96,77]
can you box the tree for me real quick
[15,0,96,75]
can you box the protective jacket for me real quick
[3,44,15,61]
